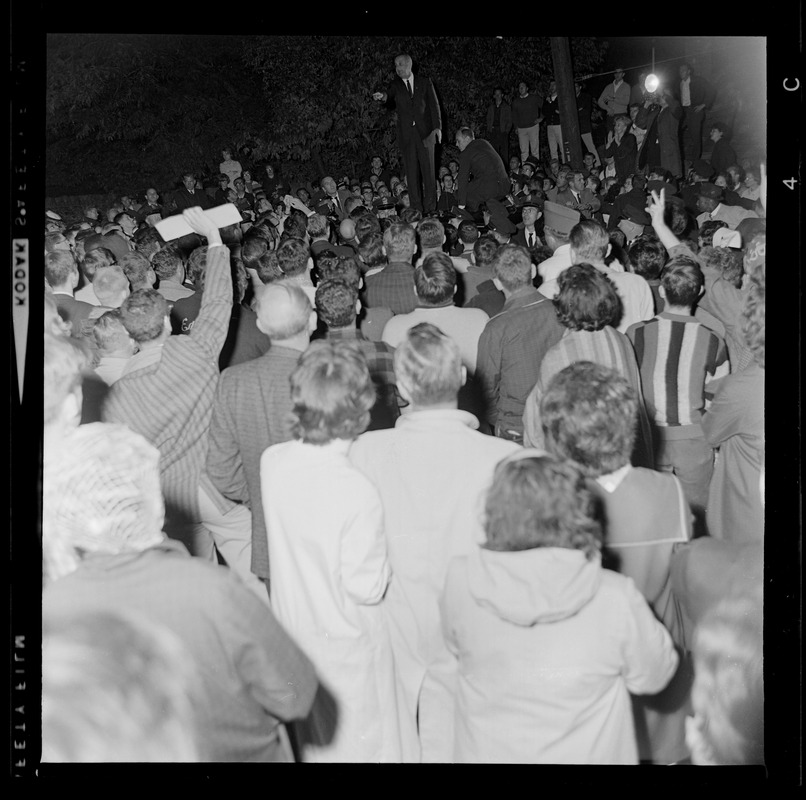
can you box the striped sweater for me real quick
[522,325,655,468]
[103,244,233,526]
[627,311,729,436]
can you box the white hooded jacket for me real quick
[440,546,678,763]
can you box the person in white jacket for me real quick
[440,450,679,763]
[260,341,402,763]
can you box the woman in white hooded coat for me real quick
[440,451,679,764]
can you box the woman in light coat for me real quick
[260,341,402,762]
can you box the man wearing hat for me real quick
[483,199,517,245]
[454,127,511,214]
[636,89,683,179]
[536,201,580,299]
[512,202,543,251]
[696,183,758,231]
[618,205,652,244]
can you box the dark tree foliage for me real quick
[46,34,607,196]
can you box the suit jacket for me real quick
[677,75,716,109]
[554,187,601,219]
[385,72,441,147]
[206,345,302,579]
[455,138,510,207]
[604,133,638,184]
[575,91,594,134]
[486,101,513,134]
[512,227,541,250]
[52,292,94,338]
[171,186,212,212]
[637,100,683,178]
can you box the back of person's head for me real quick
[281,210,309,241]
[254,250,283,285]
[289,341,375,445]
[357,231,386,270]
[483,451,602,558]
[554,263,622,331]
[45,250,78,290]
[628,234,667,279]
[492,244,533,292]
[307,213,330,240]
[45,232,71,255]
[92,265,130,308]
[119,251,154,291]
[42,609,199,762]
[44,333,89,427]
[661,256,705,307]
[320,255,362,289]
[383,222,417,261]
[393,322,463,407]
[353,212,381,241]
[276,236,310,278]
[133,225,164,262]
[185,245,209,289]
[315,278,358,329]
[415,252,456,305]
[417,217,445,250]
[473,235,499,268]
[80,247,116,281]
[698,219,729,249]
[540,360,637,477]
[255,282,312,340]
[399,207,422,226]
[664,201,691,237]
[699,246,744,288]
[92,308,133,354]
[458,220,479,245]
[150,247,184,283]
[688,592,764,765]
[120,289,169,343]
[241,234,269,269]
[44,422,166,566]
[569,219,610,263]
[741,261,764,369]
[343,196,363,216]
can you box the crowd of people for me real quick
[41,55,765,766]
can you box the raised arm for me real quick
[182,206,232,362]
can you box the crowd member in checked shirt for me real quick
[103,206,253,575]
[363,222,418,315]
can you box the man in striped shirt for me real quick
[627,257,729,514]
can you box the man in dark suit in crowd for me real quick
[677,62,716,164]
[171,172,212,213]
[454,127,510,213]
[372,54,442,214]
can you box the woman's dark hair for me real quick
[553,264,622,331]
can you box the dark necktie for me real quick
[406,79,413,98]
[528,232,534,248]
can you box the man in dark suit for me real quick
[454,127,510,213]
[171,172,212,213]
[677,62,716,164]
[372,54,442,213]
[314,175,352,221]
